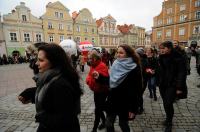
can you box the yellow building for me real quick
[152,0,200,47]
[41,1,73,44]
[72,8,98,45]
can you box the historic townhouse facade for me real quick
[117,24,146,47]
[152,0,200,47]
[117,24,137,47]
[0,15,7,56]
[41,1,73,44]
[145,30,153,46]
[135,26,146,46]
[2,2,44,56]
[96,14,119,48]
[72,8,98,45]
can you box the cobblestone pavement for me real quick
[0,57,200,132]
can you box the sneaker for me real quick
[98,123,105,130]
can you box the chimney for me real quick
[20,2,25,6]
[11,10,15,13]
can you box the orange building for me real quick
[152,0,200,47]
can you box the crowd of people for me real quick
[16,41,200,132]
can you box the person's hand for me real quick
[18,96,31,104]
[176,90,182,95]
[128,112,135,120]
[92,71,99,79]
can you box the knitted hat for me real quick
[136,47,144,55]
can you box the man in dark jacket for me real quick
[158,41,188,132]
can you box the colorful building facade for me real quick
[41,1,73,44]
[72,8,98,45]
[152,0,200,47]
[2,2,44,56]
[96,14,119,48]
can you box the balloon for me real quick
[59,39,77,56]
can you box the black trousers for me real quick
[93,92,107,130]
[106,112,130,132]
[159,87,176,122]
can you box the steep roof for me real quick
[96,18,103,27]
[117,24,133,34]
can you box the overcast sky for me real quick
[0,0,164,31]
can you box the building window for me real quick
[24,33,30,42]
[195,11,200,19]
[104,38,108,45]
[193,25,200,34]
[157,20,162,26]
[48,22,53,29]
[85,37,88,40]
[100,37,103,44]
[179,28,185,36]
[67,25,71,31]
[195,0,200,7]
[22,15,27,21]
[68,36,72,39]
[84,27,88,33]
[59,23,63,30]
[60,13,63,18]
[180,4,186,11]
[92,37,95,43]
[10,33,17,41]
[167,8,172,14]
[156,31,162,39]
[36,34,42,42]
[167,17,173,24]
[180,15,186,22]
[76,26,80,32]
[49,35,54,42]
[55,12,59,18]
[92,28,95,34]
[166,30,171,37]
[60,35,64,42]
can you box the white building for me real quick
[2,2,44,56]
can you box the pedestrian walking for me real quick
[86,50,109,132]
[18,43,83,132]
[158,41,188,132]
[79,52,86,72]
[106,44,143,132]
[136,47,148,114]
[145,47,159,101]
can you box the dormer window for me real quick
[22,15,27,21]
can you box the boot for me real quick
[98,123,105,130]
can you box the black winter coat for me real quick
[108,66,143,117]
[158,50,188,99]
[20,69,81,132]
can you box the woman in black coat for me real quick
[106,44,143,132]
[18,43,83,132]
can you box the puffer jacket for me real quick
[86,61,109,93]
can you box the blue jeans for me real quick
[147,76,157,99]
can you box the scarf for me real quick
[35,69,61,112]
[110,57,137,88]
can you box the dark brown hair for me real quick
[118,44,141,65]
